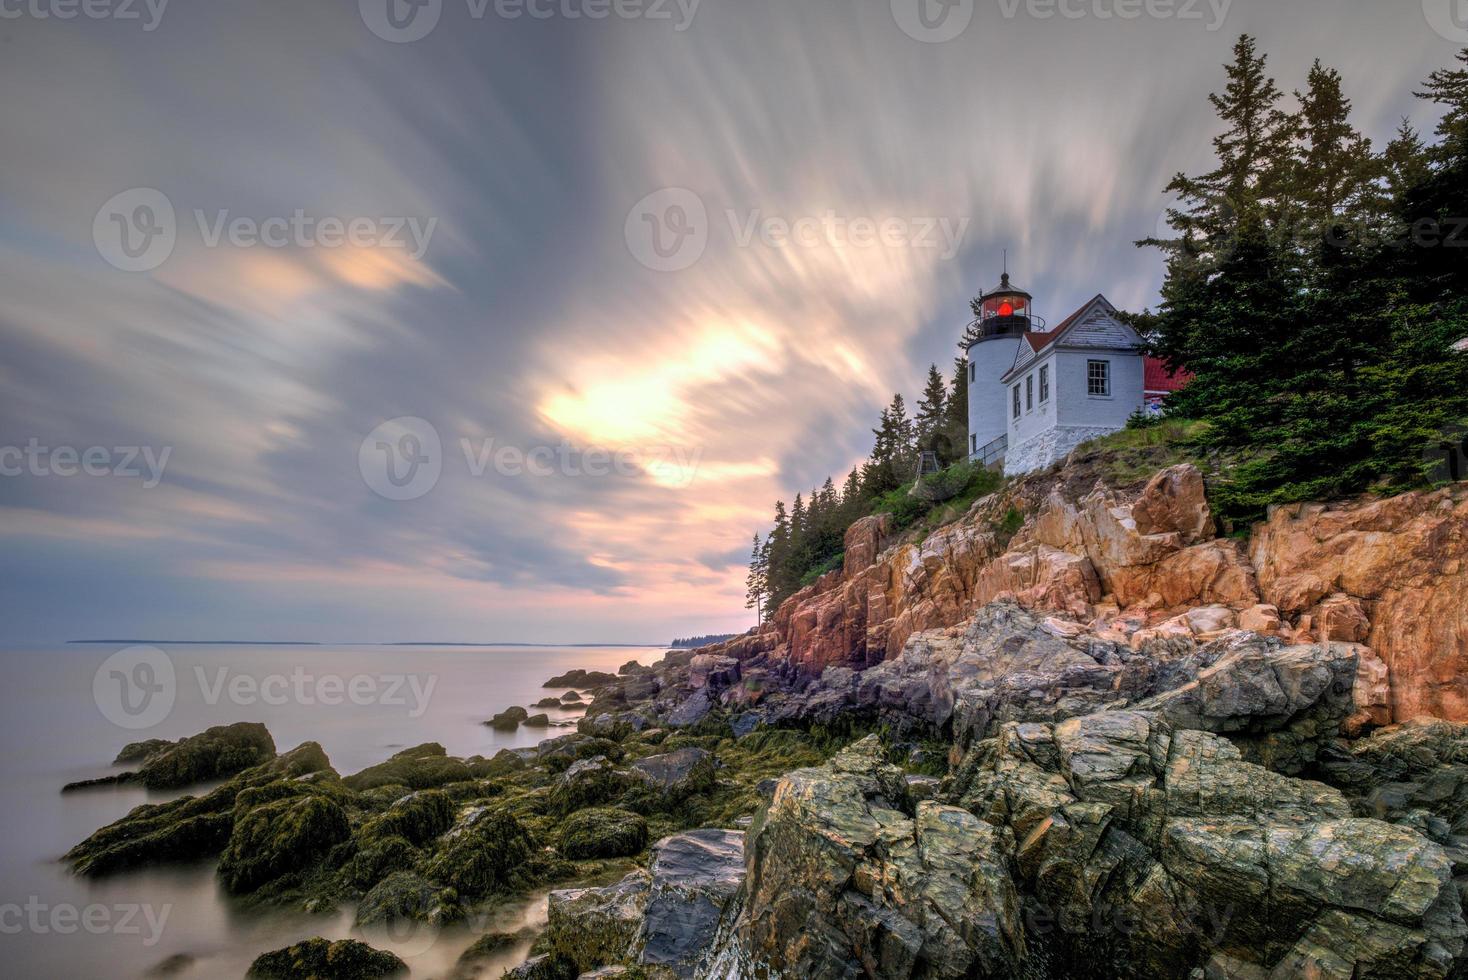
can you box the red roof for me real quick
[1023,328,1063,352]
[1144,356,1191,393]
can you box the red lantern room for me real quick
[975,272,1035,336]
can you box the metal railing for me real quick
[971,434,1007,468]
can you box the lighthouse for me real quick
[964,272,1037,463]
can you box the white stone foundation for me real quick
[1004,425,1120,476]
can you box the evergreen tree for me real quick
[1148,35,1297,265]
[743,533,768,622]
[914,364,949,458]
[1417,47,1468,160]
[1382,120,1429,202]
[1140,41,1468,522]
[1290,60,1380,243]
[945,357,969,464]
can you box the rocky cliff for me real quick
[713,460,1468,726]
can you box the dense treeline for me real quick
[744,358,990,621]
[1134,38,1468,523]
[668,634,738,649]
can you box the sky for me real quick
[0,0,1458,643]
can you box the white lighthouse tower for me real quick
[965,271,1039,465]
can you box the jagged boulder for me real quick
[545,871,650,973]
[949,710,1466,977]
[1250,486,1468,722]
[637,829,746,978]
[719,736,1022,978]
[629,748,717,799]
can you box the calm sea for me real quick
[0,642,666,978]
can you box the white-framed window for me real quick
[971,434,977,454]
[969,362,975,383]
[1012,385,1021,419]
[1087,359,1110,397]
[1026,375,1034,411]
[1039,365,1049,403]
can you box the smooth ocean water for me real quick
[0,643,665,978]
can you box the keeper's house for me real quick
[963,273,1187,475]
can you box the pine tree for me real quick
[862,394,917,495]
[1417,47,1468,160]
[1290,60,1380,243]
[744,533,768,622]
[1382,120,1429,202]
[914,364,949,458]
[1148,35,1297,266]
[945,357,969,464]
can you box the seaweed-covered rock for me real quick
[628,748,716,798]
[549,756,639,814]
[338,834,418,892]
[488,706,529,730]
[535,697,566,708]
[545,669,618,689]
[66,742,337,877]
[524,713,552,728]
[420,807,535,900]
[637,829,746,978]
[545,871,650,973]
[218,791,351,893]
[558,807,648,860]
[134,722,277,790]
[114,738,173,765]
[354,870,461,928]
[247,937,405,979]
[358,790,454,847]
[343,744,474,791]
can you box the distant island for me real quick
[669,633,738,648]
